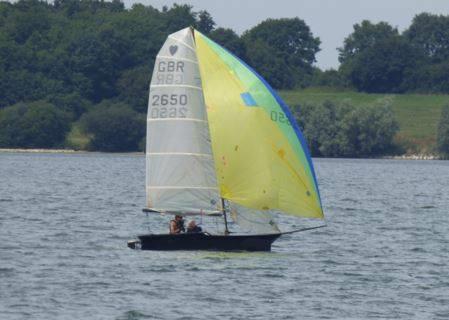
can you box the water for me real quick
[1,152,448,320]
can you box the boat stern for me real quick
[127,239,141,250]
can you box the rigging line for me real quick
[150,84,202,90]
[221,198,230,235]
[280,224,327,235]
[147,152,213,157]
[145,210,151,232]
[147,186,219,190]
[157,56,198,64]
[142,208,222,216]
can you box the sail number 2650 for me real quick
[152,94,187,106]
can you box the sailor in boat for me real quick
[169,215,185,234]
[186,220,202,233]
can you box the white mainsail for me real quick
[146,28,221,215]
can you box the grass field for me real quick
[280,87,449,154]
[64,87,449,154]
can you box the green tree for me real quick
[311,68,348,88]
[339,21,417,93]
[209,27,247,59]
[116,65,151,113]
[0,101,71,148]
[67,27,130,102]
[244,18,320,66]
[401,13,449,93]
[80,102,145,152]
[405,13,449,63]
[48,93,93,120]
[3,0,52,44]
[0,70,65,108]
[109,4,165,68]
[245,39,295,89]
[402,60,449,93]
[344,36,417,93]
[437,105,449,155]
[163,4,196,33]
[195,10,215,34]
[338,20,398,63]
[243,17,320,88]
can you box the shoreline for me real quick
[382,154,440,160]
[0,148,144,155]
[0,148,82,153]
[0,148,442,160]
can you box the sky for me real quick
[124,0,449,70]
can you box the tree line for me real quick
[0,0,448,156]
[335,16,449,94]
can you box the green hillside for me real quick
[280,87,449,154]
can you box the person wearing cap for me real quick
[169,215,185,234]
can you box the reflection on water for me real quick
[0,153,448,319]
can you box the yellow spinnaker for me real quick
[195,31,323,219]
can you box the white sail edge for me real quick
[142,207,222,216]
[150,84,202,90]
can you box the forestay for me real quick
[229,202,280,234]
[146,28,221,215]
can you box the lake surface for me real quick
[0,152,448,320]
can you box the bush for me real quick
[311,68,349,88]
[0,101,71,148]
[437,104,449,156]
[80,102,145,152]
[294,100,399,157]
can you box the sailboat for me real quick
[127,27,324,251]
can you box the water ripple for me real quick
[1,154,448,319]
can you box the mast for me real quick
[221,198,230,235]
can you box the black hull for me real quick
[128,232,282,251]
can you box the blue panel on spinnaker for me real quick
[241,92,258,106]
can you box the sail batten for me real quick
[148,152,213,157]
[167,35,196,52]
[155,56,199,64]
[147,186,219,190]
[150,84,203,90]
[144,208,222,216]
[147,118,208,122]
